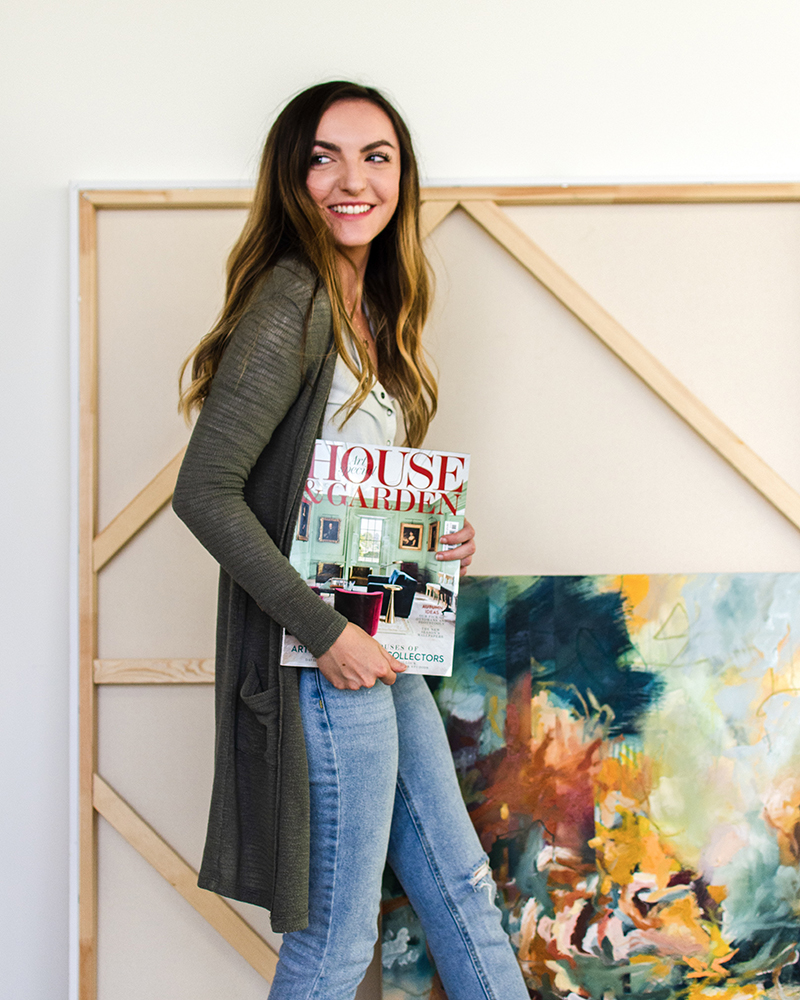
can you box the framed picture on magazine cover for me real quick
[427,521,439,552]
[296,500,310,541]
[399,522,423,551]
[318,516,341,543]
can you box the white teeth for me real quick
[330,204,372,215]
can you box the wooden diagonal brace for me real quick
[93,774,278,981]
[460,199,800,534]
[93,448,186,571]
[420,200,457,241]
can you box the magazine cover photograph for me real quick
[282,439,470,676]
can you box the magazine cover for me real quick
[281,439,470,677]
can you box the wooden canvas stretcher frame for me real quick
[77,182,800,1000]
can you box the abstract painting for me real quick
[382,574,800,1000]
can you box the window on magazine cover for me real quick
[358,517,384,564]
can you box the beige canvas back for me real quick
[77,186,800,1000]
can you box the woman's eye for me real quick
[367,152,390,163]
[310,153,332,166]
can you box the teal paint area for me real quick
[381,574,800,1000]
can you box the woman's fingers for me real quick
[378,647,407,684]
[437,541,475,561]
[439,519,474,545]
[437,518,476,576]
[316,623,407,690]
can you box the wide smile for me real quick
[328,203,375,216]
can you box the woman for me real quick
[173,81,529,1000]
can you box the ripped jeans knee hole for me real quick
[469,857,497,904]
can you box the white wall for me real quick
[3,1,800,996]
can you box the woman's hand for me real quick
[316,622,407,690]
[436,518,476,577]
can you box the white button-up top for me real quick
[320,345,397,447]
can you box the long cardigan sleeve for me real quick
[172,257,346,931]
[173,259,347,657]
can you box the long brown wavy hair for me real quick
[179,81,437,447]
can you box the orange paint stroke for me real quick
[683,949,737,979]
[613,574,650,633]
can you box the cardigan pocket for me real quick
[238,663,279,757]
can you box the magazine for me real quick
[281,439,470,677]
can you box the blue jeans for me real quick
[268,670,529,1000]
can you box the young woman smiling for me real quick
[174,81,529,1000]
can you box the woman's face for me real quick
[306,99,401,255]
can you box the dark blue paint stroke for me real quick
[450,577,662,735]
[428,577,505,697]
[506,576,662,736]
[453,577,494,657]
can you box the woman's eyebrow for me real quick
[312,139,396,153]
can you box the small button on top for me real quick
[380,392,385,398]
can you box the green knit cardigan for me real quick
[172,257,348,932]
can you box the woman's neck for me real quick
[335,245,378,369]
[336,245,370,314]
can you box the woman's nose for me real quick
[340,159,367,194]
